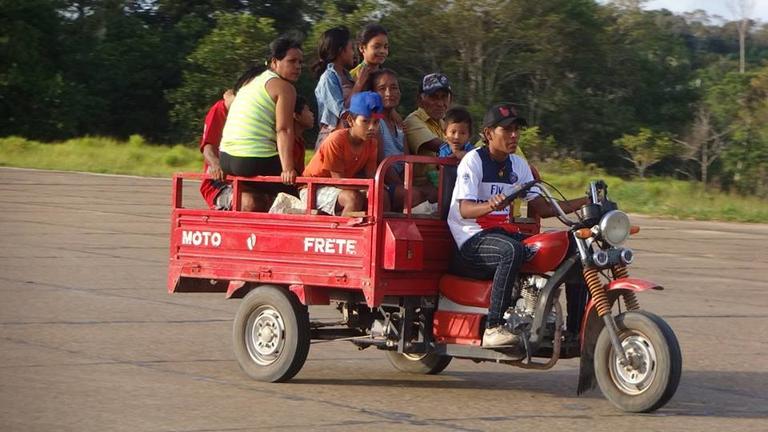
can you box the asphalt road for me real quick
[1,167,766,432]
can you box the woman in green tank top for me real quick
[219,36,304,210]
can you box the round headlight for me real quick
[598,210,631,246]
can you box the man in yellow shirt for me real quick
[404,73,452,194]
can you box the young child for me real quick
[349,24,389,82]
[301,91,383,216]
[292,95,314,174]
[438,107,475,159]
[312,26,356,149]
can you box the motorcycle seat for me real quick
[438,274,492,308]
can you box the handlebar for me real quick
[535,182,580,226]
[498,180,537,208]
[502,180,580,227]
[535,179,612,227]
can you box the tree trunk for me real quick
[730,0,755,74]
[701,140,709,185]
[739,20,746,74]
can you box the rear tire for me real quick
[594,311,682,413]
[385,350,452,374]
[233,285,310,382]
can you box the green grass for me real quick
[539,164,768,223]
[0,135,202,177]
[1,135,766,223]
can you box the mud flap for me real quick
[577,290,622,395]
[577,314,600,395]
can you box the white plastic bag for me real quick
[268,192,304,214]
[411,200,438,215]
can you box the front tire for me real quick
[594,311,682,413]
[233,285,310,382]
[385,350,452,374]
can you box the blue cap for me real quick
[349,91,384,119]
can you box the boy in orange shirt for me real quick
[301,91,383,215]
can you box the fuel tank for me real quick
[521,230,569,273]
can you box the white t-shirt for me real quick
[448,147,539,248]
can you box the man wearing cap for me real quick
[404,73,452,194]
[448,103,588,347]
[301,91,385,216]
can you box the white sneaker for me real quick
[482,326,521,347]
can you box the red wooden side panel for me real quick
[169,209,374,296]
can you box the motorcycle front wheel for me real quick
[594,311,682,413]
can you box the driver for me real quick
[447,103,588,347]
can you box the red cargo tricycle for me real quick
[168,155,681,413]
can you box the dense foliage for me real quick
[1,0,767,195]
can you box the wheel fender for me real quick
[576,278,663,395]
[581,278,663,346]
[607,277,664,293]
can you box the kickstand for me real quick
[521,331,532,364]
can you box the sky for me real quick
[643,0,768,22]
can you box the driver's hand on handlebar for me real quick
[281,169,297,185]
[488,194,508,212]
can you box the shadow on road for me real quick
[293,369,768,418]
[664,370,768,419]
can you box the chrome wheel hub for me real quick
[609,333,657,395]
[245,307,285,366]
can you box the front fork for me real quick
[577,236,638,365]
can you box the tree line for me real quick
[1,0,767,196]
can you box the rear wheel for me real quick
[594,311,682,413]
[233,285,310,382]
[385,351,452,374]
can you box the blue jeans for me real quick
[454,229,526,328]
